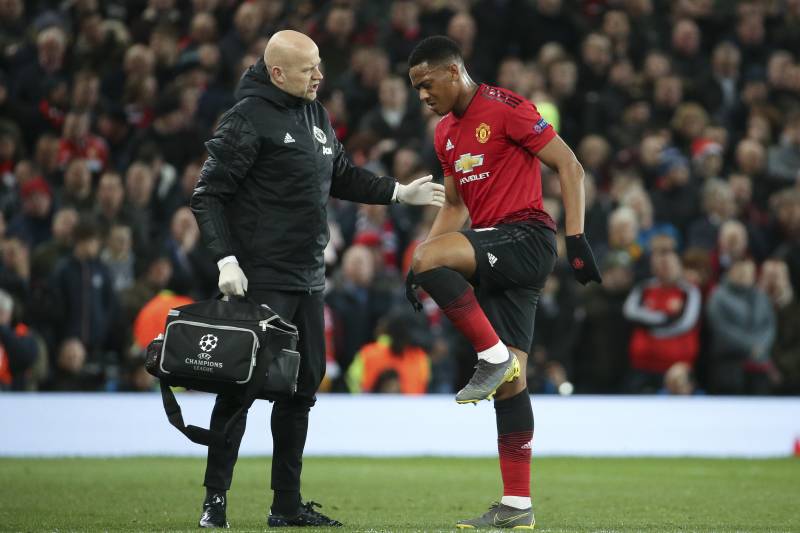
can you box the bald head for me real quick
[264,30,323,101]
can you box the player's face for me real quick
[281,46,323,101]
[409,61,459,116]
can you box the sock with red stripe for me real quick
[413,267,503,357]
[495,389,534,509]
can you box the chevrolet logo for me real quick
[454,153,484,173]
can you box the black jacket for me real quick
[191,60,396,291]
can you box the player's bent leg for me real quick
[411,233,519,403]
[411,231,477,278]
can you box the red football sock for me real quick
[441,289,500,352]
[414,267,500,352]
[498,431,533,497]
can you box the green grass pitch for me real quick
[1,457,798,532]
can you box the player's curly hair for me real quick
[408,35,463,68]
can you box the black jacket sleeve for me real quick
[190,110,260,261]
[329,134,396,204]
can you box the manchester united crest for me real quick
[475,122,491,144]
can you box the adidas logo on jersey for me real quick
[487,253,497,267]
[446,138,454,151]
[284,132,295,143]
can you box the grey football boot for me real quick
[456,502,535,529]
[455,351,520,404]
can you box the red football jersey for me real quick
[434,84,556,230]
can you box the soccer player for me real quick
[406,36,602,529]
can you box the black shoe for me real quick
[199,493,229,528]
[268,500,342,527]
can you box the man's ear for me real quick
[448,62,460,82]
[270,65,284,84]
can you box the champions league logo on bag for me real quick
[199,334,218,353]
[186,334,223,372]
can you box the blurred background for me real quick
[0,0,799,399]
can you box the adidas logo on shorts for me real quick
[487,252,497,267]
[284,132,295,143]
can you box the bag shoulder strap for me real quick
[159,346,272,448]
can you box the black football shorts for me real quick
[462,221,557,352]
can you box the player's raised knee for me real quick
[411,241,440,274]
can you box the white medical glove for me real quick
[218,257,248,297]
[396,175,446,207]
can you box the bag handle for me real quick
[159,345,273,448]
[215,293,260,305]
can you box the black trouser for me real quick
[203,289,325,506]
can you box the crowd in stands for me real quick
[0,0,798,396]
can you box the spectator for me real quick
[690,138,724,181]
[577,32,612,94]
[687,178,736,251]
[0,288,38,390]
[346,311,430,394]
[623,250,701,393]
[670,18,708,86]
[621,186,680,256]
[525,0,580,58]
[94,171,127,228]
[7,176,53,248]
[383,0,423,72]
[123,161,156,249]
[768,189,800,291]
[57,110,110,174]
[0,235,29,303]
[219,1,263,80]
[700,41,741,127]
[42,337,102,391]
[49,217,118,361]
[650,147,699,239]
[359,75,424,146]
[767,111,800,185]
[327,244,393,372]
[530,268,579,394]
[573,251,634,393]
[100,223,135,293]
[596,206,644,275]
[734,138,770,208]
[446,11,492,83]
[651,74,684,128]
[13,26,68,123]
[30,207,78,283]
[129,91,205,171]
[710,219,749,284]
[59,158,94,212]
[758,259,800,394]
[706,258,775,394]
[164,206,216,299]
[120,250,173,328]
[130,0,182,44]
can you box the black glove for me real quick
[565,233,602,285]
[405,269,423,312]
